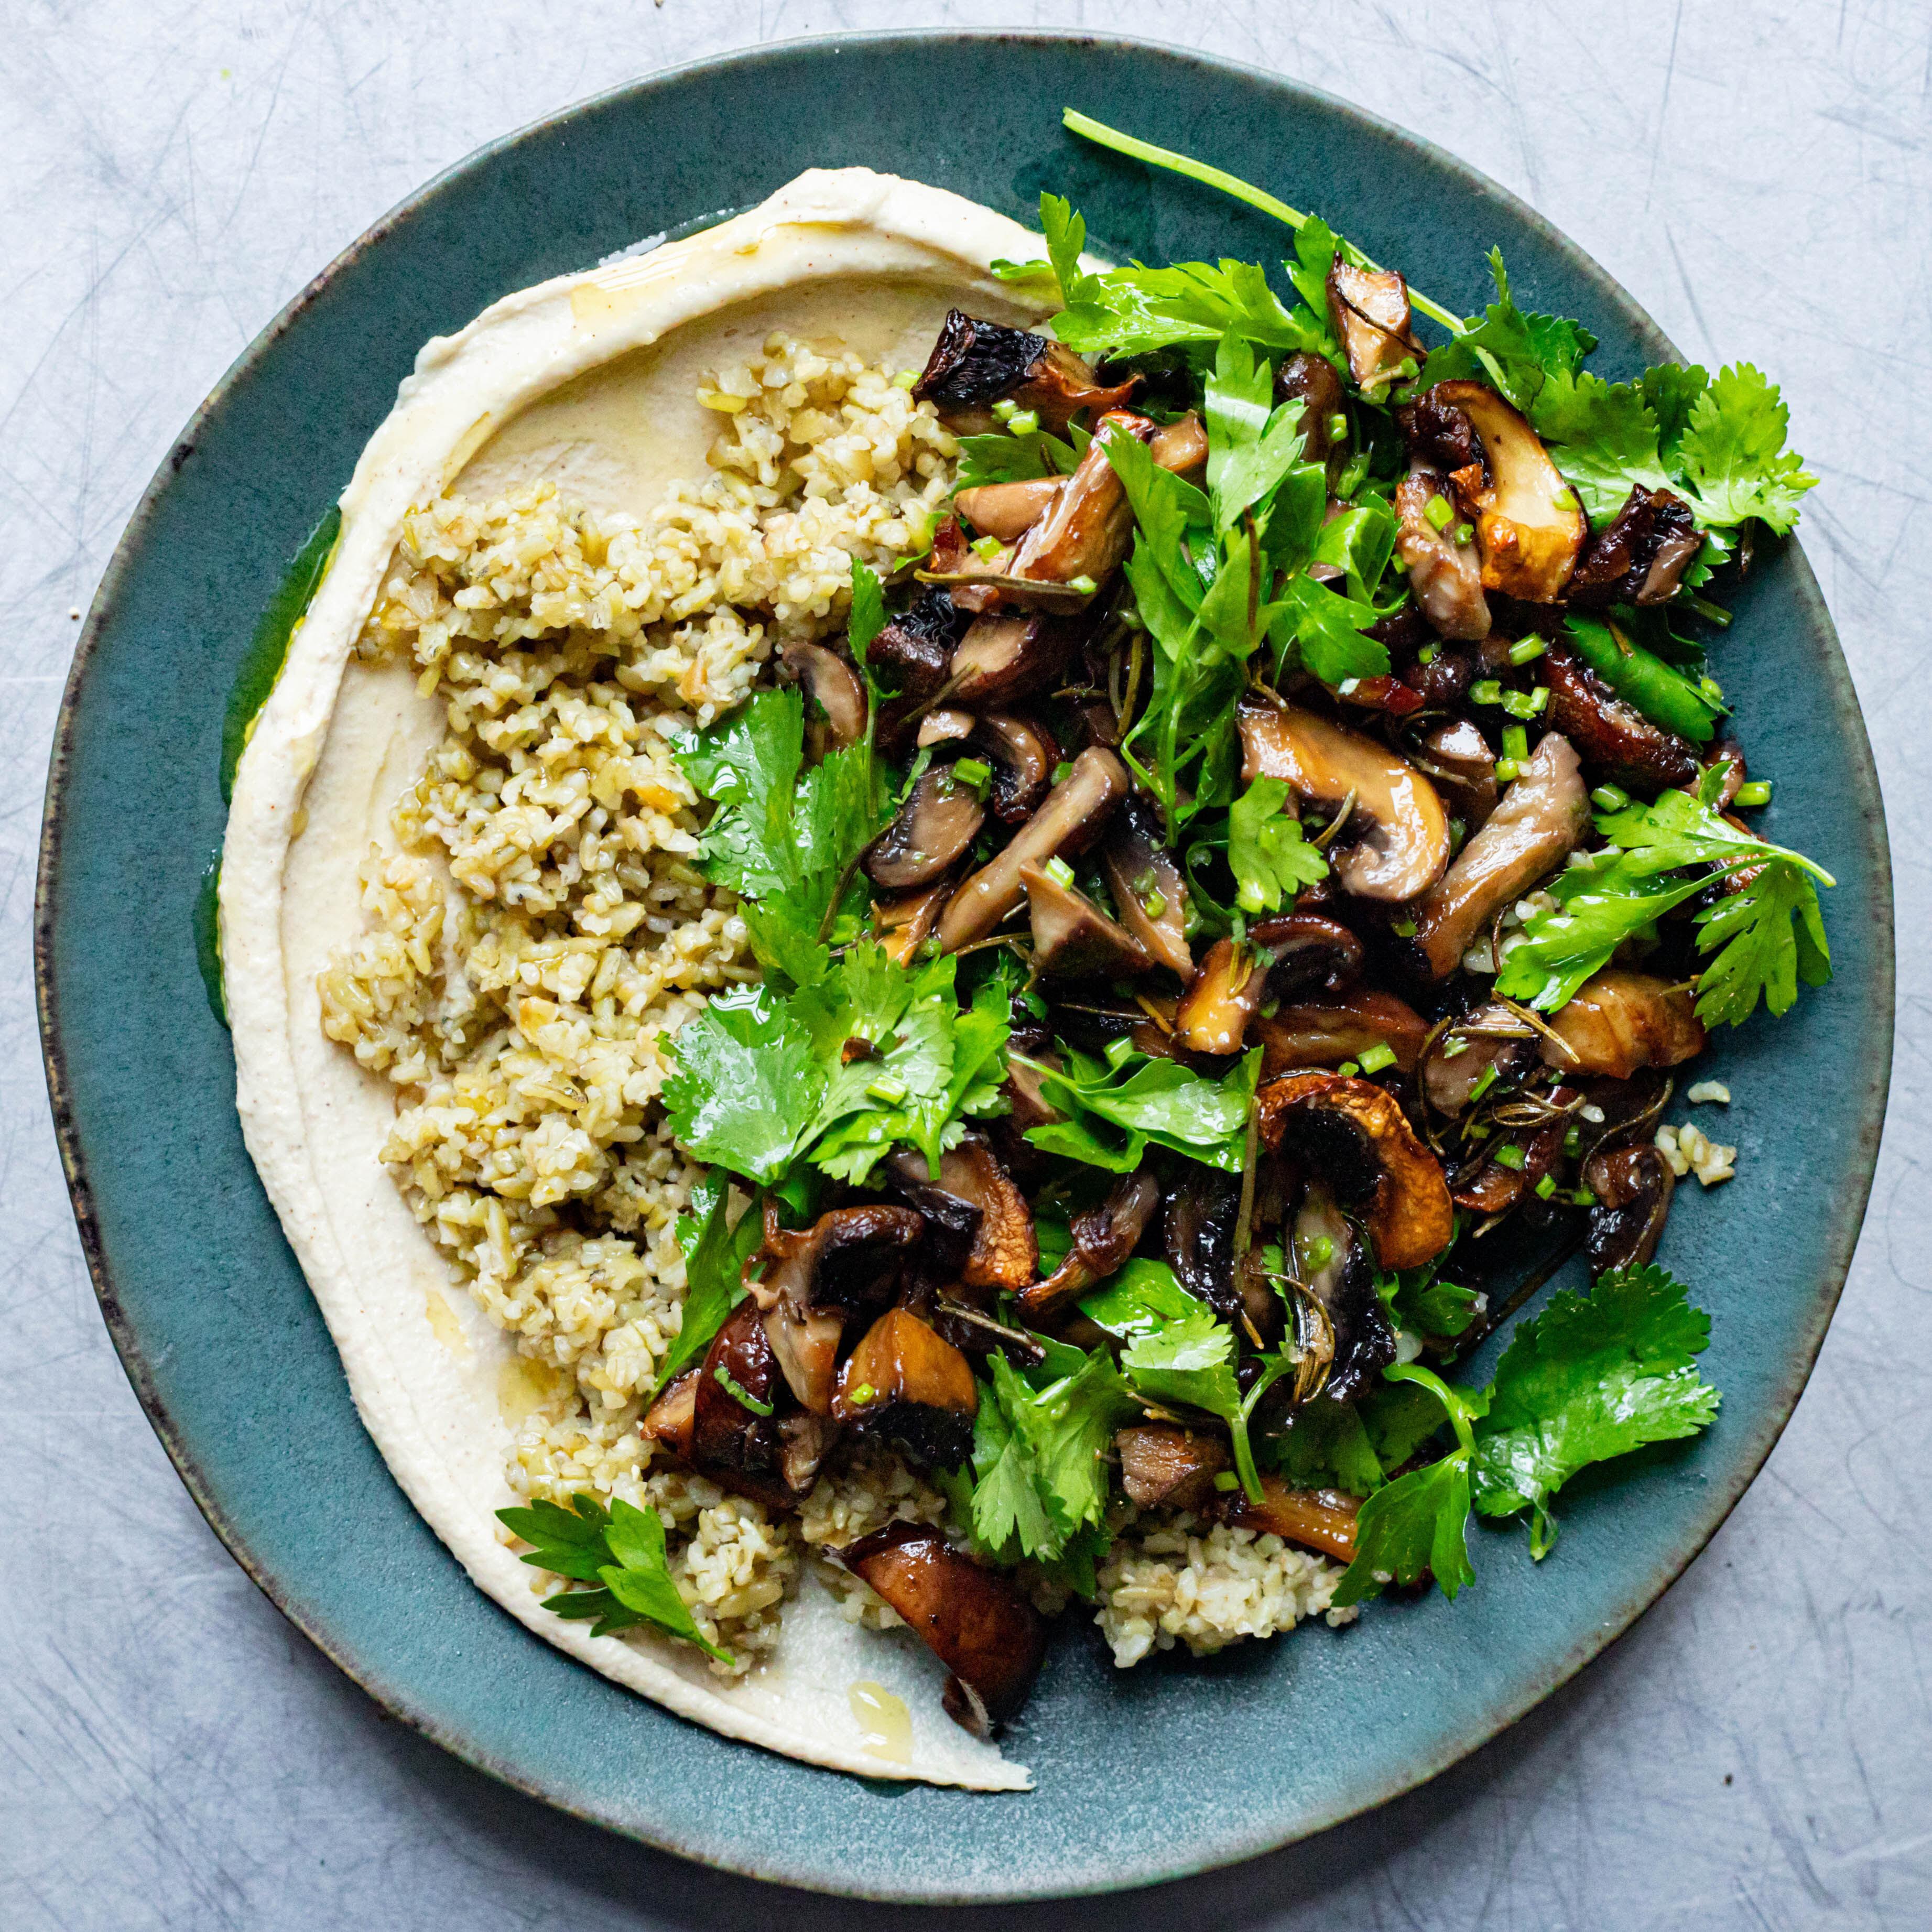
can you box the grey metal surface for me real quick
[4,2,1925,1925]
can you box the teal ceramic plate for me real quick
[36,31,1893,1902]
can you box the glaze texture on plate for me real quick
[36,31,1892,1902]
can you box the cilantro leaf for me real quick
[1531,370,1677,523]
[1472,1263,1722,1556]
[1054,255,1325,361]
[1229,775,1329,915]
[1078,1257,1202,1338]
[1270,572,1391,685]
[675,688,802,899]
[661,984,823,1185]
[1121,1305,1242,1419]
[1676,364,1817,535]
[1419,250,1595,413]
[496,1493,731,1663]
[1204,335,1311,533]
[1274,1392,1387,1496]
[1026,1046,1261,1173]
[1692,853,1832,1027]
[656,1176,763,1387]
[846,557,887,668]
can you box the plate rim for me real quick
[33,25,1897,1901]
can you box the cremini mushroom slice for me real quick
[1148,409,1210,477]
[971,712,1058,823]
[954,476,1065,543]
[834,1523,1048,1736]
[1429,379,1586,602]
[938,746,1127,952]
[1413,731,1588,978]
[1326,259,1421,392]
[1419,1001,1539,1116]
[779,638,867,753]
[1237,697,1451,902]
[688,1302,795,1507]
[863,765,987,893]
[1395,464,1492,640]
[1014,1168,1162,1320]
[1162,1167,1243,1318]
[885,1139,1038,1292]
[1274,351,1348,468]
[1260,1071,1455,1271]
[1174,937,1268,1054]
[1568,484,1703,607]
[1290,1178,1398,1400]
[1543,969,1706,1079]
[947,612,1084,707]
[1220,1477,1362,1563]
[832,1307,979,1468]
[1583,1143,1677,1275]
[1408,716,1500,829]
[1249,910,1364,996]
[1007,409,1153,594]
[639,1366,699,1461]
[913,310,1138,433]
[916,706,977,747]
[1253,988,1429,1077]
[1100,790,1193,978]
[1020,862,1154,980]
[1116,1424,1231,1511]
[871,882,950,966]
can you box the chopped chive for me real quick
[1494,1143,1526,1170]
[1140,888,1167,918]
[970,534,1003,559]
[1418,643,1438,665]
[1562,1126,1582,1156]
[952,756,992,791]
[1007,408,1040,436]
[1425,494,1454,531]
[1494,757,1519,783]
[1326,411,1349,441]
[992,398,1018,422]
[1500,687,1542,720]
[1530,685,1549,714]
[1043,855,1076,888]
[1502,723,1529,763]
[1735,779,1773,807]
[1358,1042,1397,1074]
[1468,1063,1499,1102]
[1067,573,1099,596]
[1570,1186,1598,1207]
[1452,522,1474,546]
[1337,1060,1360,1077]
[848,1382,877,1406]
[892,369,918,390]
[714,1365,773,1416]
[1391,917,1418,938]
[1507,638,1546,667]
[1533,1173,1558,1200]
[1051,759,1073,784]
[1441,1036,1469,1060]
[1104,1035,1137,1070]
[1471,678,1503,705]
[1212,1470,1241,1492]
[1300,1234,1334,1273]
[1592,784,1630,812]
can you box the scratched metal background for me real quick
[5,4,1927,1926]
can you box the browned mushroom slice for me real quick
[1002,1054,1065,1134]
[1452,1111,1568,1217]
[1174,937,1267,1054]
[971,712,1057,824]
[1274,351,1347,466]
[1116,1424,1231,1511]
[886,1139,1038,1291]
[1021,863,1154,980]
[913,310,1138,433]
[1395,465,1492,641]
[863,766,987,893]
[1249,910,1364,996]
[832,1307,979,1466]
[1014,1168,1162,1320]
[1291,1180,1397,1401]
[947,612,1084,707]
[835,1523,1049,1735]
[763,1298,848,1422]
[1409,717,1500,829]
[1419,1001,1539,1116]
[872,882,949,967]
[871,587,968,700]
[1543,969,1706,1078]
[916,707,976,747]
[1543,642,1701,792]
[1327,259,1421,392]
[1007,409,1154,593]
[1220,1477,1362,1563]
[1237,698,1451,903]
[938,746,1127,952]
[1100,790,1193,979]
[1568,485,1703,607]
[1163,1168,1243,1318]
[1413,732,1589,978]
[1583,1142,1677,1275]
[954,477,1065,543]
[689,1303,794,1506]
[1149,410,1210,477]
[1428,381,1586,602]
[1260,1072,1455,1271]
[640,1367,699,1460]
[779,639,866,752]
[1396,386,1485,473]
[1254,989,1429,1076]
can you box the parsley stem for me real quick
[1230,1354,1294,1503]
[1382,1360,1481,1456]
[1062,109,1467,336]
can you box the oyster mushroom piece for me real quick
[1261,1073,1455,1272]
[1429,379,1586,602]
[1274,351,1348,468]
[1569,485,1704,607]
[872,882,950,967]
[1100,790,1193,978]
[1413,732,1589,978]
[1014,1168,1162,1321]
[863,766,986,893]
[1543,643,1701,793]
[779,639,866,751]
[1410,717,1500,829]
[1221,1477,1362,1562]
[1583,1142,1677,1275]
[971,712,1057,824]
[1327,259,1421,392]
[1395,465,1492,641]
[916,707,976,747]
[947,612,1084,708]
[938,746,1128,952]
[1021,863,1153,980]
[1116,1424,1231,1511]
[913,310,1139,433]
[1174,937,1268,1055]
[1238,698,1451,902]
[886,1139,1038,1292]
[1149,410,1210,477]
[954,476,1065,543]
[1290,1180,1398,1402]
[835,1523,1049,1736]
[1543,969,1706,1079]
[1007,409,1154,594]
[832,1307,979,1468]
[1163,1166,1243,1318]
[1254,989,1429,1077]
